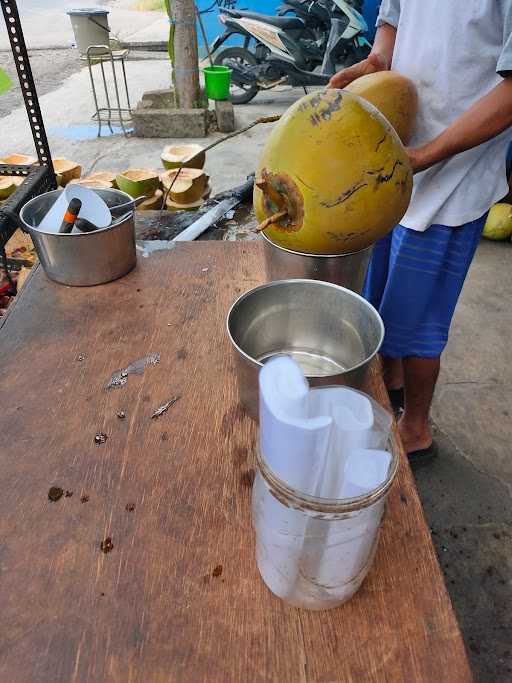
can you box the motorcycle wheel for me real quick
[214,47,259,105]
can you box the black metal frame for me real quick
[0,0,57,288]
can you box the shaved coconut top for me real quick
[160,167,204,189]
[68,178,112,188]
[120,168,159,181]
[87,171,116,183]
[0,153,37,165]
[53,158,81,172]
[162,144,204,161]
[8,176,25,186]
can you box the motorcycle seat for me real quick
[223,9,305,31]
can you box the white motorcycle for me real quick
[211,0,372,104]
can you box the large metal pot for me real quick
[262,232,372,293]
[227,279,384,419]
[20,188,136,287]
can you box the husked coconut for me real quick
[160,168,207,204]
[53,158,82,186]
[0,153,37,165]
[161,144,206,170]
[0,177,16,199]
[116,169,160,198]
[138,189,164,211]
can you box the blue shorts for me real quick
[363,216,487,358]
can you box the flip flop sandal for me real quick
[408,443,438,467]
[387,387,405,414]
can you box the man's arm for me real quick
[408,77,512,173]
[410,1,512,173]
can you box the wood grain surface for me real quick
[0,243,472,682]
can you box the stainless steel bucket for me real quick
[262,232,372,293]
[227,279,384,419]
[20,188,136,287]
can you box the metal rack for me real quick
[86,45,132,137]
[0,0,57,292]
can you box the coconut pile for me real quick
[0,143,210,213]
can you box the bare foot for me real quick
[398,416,433,453]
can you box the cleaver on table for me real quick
[173,176,254,242]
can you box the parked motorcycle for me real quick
[211,0,371,104]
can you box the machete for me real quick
[173,177,254,242]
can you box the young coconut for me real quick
[86,171,117,188]
[53,158,82,186]
[0,177,17,199]
[344,71,418,144]
[203,184,212,201]
[0,153,37,166]
[116,169,160,199]
[161,144,206,170]
[8,176,24,187]
[68,178,113,189]
[137,189,164,211]
[165,195,205,212]
[254,89,413,255]
[160,168,207,205]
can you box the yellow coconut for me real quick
[0,177,16,199]
[344,71,418,144]
[0,153,37,166]
[116,169,160,198]
[68,178,113,189]
[160,168,207,204]
[53,158,82,186]
[482,203,512,241]
[254,89,413,255]
[137,189,164,211]
[161,143,206,170]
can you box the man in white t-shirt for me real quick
[329,1,512,463]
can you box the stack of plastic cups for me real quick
[252,356,398,610]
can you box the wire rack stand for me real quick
[87,45,133,137]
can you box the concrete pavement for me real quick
[416,240,512,681]
[0,0,167,51]
[0,52,297,193]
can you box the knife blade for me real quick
[173,177,254,242]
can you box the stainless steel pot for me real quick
[227,279,384,419]
[262,232,372,293]
[20,188,136,287]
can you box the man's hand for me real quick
[328,52,389,90]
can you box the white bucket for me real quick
[67,8,110,56]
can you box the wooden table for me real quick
[0,243,472,682]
